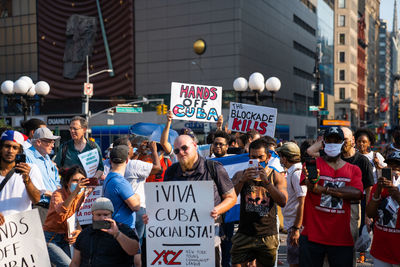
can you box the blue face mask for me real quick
[259,161,267,168]
[70,182,78,192]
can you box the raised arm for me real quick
[160,110,173,155]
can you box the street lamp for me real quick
[233,73,281,105]
[1,77,50,122]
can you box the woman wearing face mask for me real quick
[42,166,90,267]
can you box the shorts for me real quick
[286,230,300,265]
[230,232,278,266]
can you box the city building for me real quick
[391,0,400,128]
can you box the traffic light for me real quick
[162,104,168,115]
[156,104,162,115]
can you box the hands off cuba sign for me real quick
[170,82,222,122]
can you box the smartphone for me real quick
[15,154,26,173]
[382,168,392,180]
[306,159,318,180]
[248,159,259,169]
[87,177,99,186]
[92,220,111,230]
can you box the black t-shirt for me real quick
[237,170,278,237]
[164,156,234,206]
[74,223,138,267]
[341,152,374,189]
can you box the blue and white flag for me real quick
[268,150,285,173]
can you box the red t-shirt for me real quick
[300,157,363,246]
[369,184,400,264]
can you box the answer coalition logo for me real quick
[151,250,183,265]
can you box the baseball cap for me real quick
[1,130,25,146]
[110,145,129,164]
[91,197,114,213]
[276,142,301,160]
[385,152,400,165]
[33,127,60,140]
[323,126,344,141]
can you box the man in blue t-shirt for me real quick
[103,145,140,228]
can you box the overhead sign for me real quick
[83,82,93,97]
[170,82,222,122]
[145,181,215,266]
[319,110,329,115]
[322,119,350,126]
[309,106,319,111]
[47,116,75,126]
[1,209,51,266]
[228,102,277,137]
[115,106,143,113]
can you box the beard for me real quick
[179,154,197,171]
[213,150,226,158]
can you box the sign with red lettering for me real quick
[76,186,102,225]
[145,181,215,266]
[170,82,222,122]
[228,102,277,137]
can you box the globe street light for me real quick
[1,77,50,122]
[233,73,281,105]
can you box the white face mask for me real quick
[324,142,344,157]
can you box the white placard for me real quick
[145,181,215,266]
[1,209,51,266]
[76,186,102,225]
[170,82,222,122]
[78,149,100,178]
[228,102,277,137]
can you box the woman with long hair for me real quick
[42,166,90,267]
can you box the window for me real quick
[339,70,345,81]
[339,87,345,99]
[339,0,346,8]
[339,33,345,45]
[339,52,345,63]
[379,51,385,55]
[339,15,345,27]
[0,0,12,18]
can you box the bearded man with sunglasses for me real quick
[163,134,237,267]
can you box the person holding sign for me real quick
[231,138,288,267]
[43,166,91,267]
[54,116,104,180]
[70,197,140,267]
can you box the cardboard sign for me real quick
[228,102,277,137]
[76,186,102,225]
[1,209,51,266]
[170,82,222,122]
[145,181,215,266]
[78,149,100,178]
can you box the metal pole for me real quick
[95,0,114,77]
[255,91,259,105]
[85,55,90,139]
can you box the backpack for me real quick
[60,139,98,167]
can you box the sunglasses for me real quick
[213,142,226,147]
[174,145,189,155]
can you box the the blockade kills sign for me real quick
[170,82,222,122]
[145,181,215,266]
[228,102,277,137]
[1,209,51,266]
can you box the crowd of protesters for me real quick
[0,112,399,267]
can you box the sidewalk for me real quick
[277,233,374,267]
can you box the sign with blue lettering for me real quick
[170,82,222,122]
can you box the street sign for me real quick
[309,106,319,111]
[83,83,93,97]
[115,106,143,113]
[319,110,329,115]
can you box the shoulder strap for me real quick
[0,169,15,193]
[205,160,224,197]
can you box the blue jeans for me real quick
[135,207,146,245]
[44,231,71,267]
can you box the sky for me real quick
[381,0,396,31]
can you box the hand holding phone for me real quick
[382,168,392,181]
[87,177,99,187]
[92,220,111,230]
[15,154,26,173]
[305,159,319,183]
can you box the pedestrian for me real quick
[300,126,363,267]
[54,116,104,180]
[20,118,46,150]
[25,127,61,223]
[70,197,140,267]
[231,138,288,267]
[43,166,90,267]
[277,142,306,267]
[0,130,45,216]
[209,130,231,158]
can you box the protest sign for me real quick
[76,186,102,225]
[78,149,100,178]
[1,209,51,267]
[145,181,215,266]
[228,102,277,137]
[170,82,222,122]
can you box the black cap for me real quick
[323,126,344,141]
[385,151,400,165]
[110,145,129,163]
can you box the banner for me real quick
[76,186,102,225]
[1,209,51,266]
[228,102,277,137]
[145,181,215,266]
[170,82,222,122]
[78,149,100,178]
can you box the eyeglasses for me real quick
[173,145,189,155]
[69,127,82,132]
[213,142,227,147]
[40,139,55,145]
